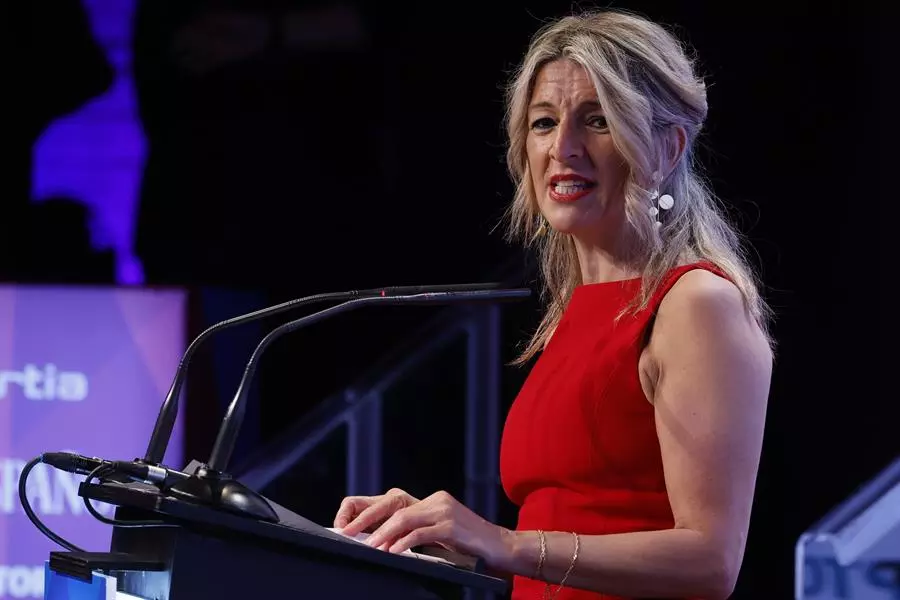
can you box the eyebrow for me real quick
[528,100,603,111]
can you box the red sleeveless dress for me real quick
[499,263,723,600]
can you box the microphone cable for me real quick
[81,463,168,529]
[19,453,173,553]
[18,455,83,553]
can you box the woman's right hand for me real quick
[334,488,420,538]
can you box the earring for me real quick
[648,171,674,228]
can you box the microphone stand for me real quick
[141,291,359,467]
[165,289,530,521]
[140,283,510,468]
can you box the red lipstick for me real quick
[548,174,597,203]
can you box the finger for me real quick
[366,506,435,550]
[342,494,404,536]
[388,523,450,555]
[333,497,371,529]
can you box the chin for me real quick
[542,201,613,239]
[544,208,591,235]
[547,220,579,235]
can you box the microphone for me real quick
[40,452,191,487]
[165,287,531,521]
[142,282,514,467]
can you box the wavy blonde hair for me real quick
[504,9,773,363]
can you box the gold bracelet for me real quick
[558,532,580,587]
[543,532,580,600]
[534,530,547,580]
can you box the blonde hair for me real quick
[504,9,773,363]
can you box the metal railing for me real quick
[231,252,532,512]
[230,258,529,599]
[233,301,503,525]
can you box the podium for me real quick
[44,476,509,600]
[795,455,900,600]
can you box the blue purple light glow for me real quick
[31,0,144,285]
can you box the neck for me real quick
[572,230,643,285]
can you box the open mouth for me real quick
[548,176,597,202]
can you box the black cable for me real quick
[82,464,170,528]
[18,456,84,552]
[19,453,171,552]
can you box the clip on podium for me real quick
[45,463,508,599]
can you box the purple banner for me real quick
[0,285,186,599]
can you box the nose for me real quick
[549,119,585,162]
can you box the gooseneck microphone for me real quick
[165,287,530,521]
[142,283,513,467]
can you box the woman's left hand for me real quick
[363,490,517,571]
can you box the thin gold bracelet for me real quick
[542,532,580,600]
[534,530,547,580]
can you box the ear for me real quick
[662,124,688,175]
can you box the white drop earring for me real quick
[648,171,674,228]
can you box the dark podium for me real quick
[48,476,508,599]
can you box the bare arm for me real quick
[501,270,773,598]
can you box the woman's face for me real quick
[526,59,630,242]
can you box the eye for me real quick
[530,117,556,132]
[587,115,609,130]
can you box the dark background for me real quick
[6,1,894,597]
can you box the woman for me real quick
[334,9,773,600]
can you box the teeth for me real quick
[554,182,590,193]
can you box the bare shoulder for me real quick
[657,268,765,341]
[661,268,744,316]
[643,269,772,398]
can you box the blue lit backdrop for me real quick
[31,0,144,285]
